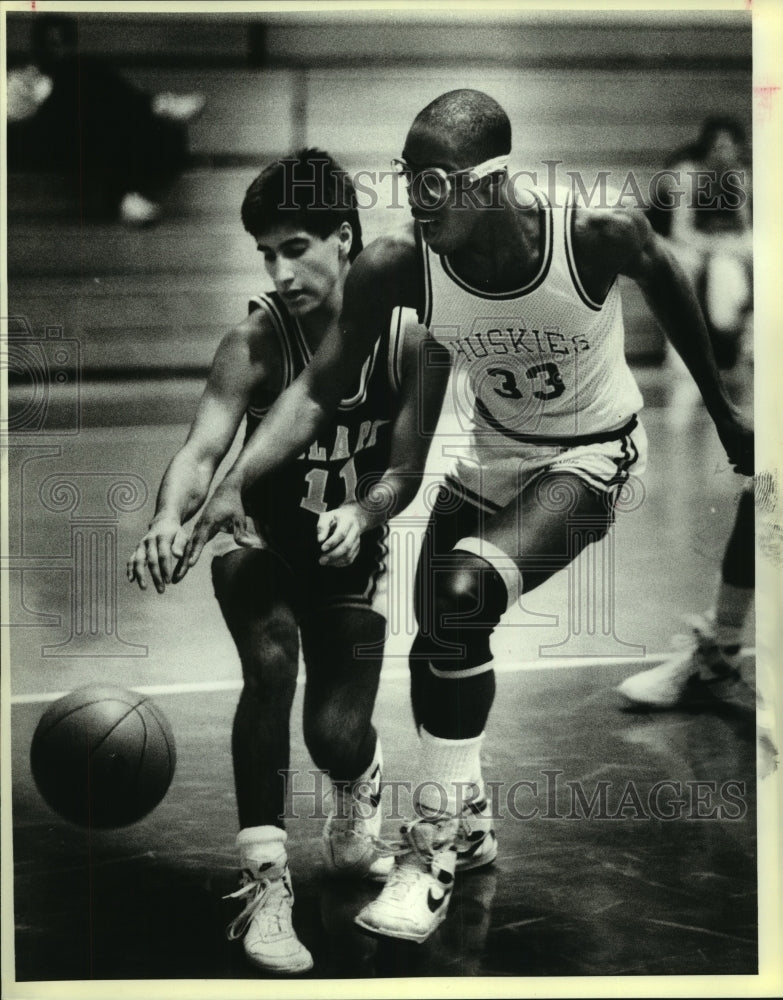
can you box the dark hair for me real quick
[241,148,363,262]
[412,89,512,162]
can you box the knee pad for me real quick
[417,549,510,676]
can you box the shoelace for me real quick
[364,815,457,864]
[329,790,362,834]
[223,877,290,941]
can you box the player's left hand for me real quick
[127,515,189,594]
[715,408,754,477]
[317,505,364,567]
[177,478,262,579]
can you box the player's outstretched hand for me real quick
[177,479,261,580]
[317,504,365,567]
[127,516,189,594]
[715,408,754,477]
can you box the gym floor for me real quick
[6,380,775,989]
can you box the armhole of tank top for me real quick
[414,224,433,327]
[563,192,608,312]
[246,293,294,419]
[387,305,410,396]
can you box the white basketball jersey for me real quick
[420,186,644,446]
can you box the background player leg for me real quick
[212,547,313,974]
[300,607,390,879]
[618,484,755,709]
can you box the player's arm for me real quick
[318,318,452,567]
[183,232,420,569]
[576,205,752,474]
[127,319,267,593]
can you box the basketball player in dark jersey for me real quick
[181,92,753,944]
[127,150,449,972]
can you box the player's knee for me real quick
[416,551,508,666]
[431,551,507,625]
[304,701,370,774]
[240,608,299,693]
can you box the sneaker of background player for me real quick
[119,191,161,227]
[152,91,206,123]
[225,826,313,975]
[354,814,459,943]
[322,746,392,881]
[617,613,750,710]
[456,791,497,871]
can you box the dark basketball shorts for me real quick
[210,524,389,619]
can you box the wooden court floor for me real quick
[10,663,760,982]
[5,399,770,986]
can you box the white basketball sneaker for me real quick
[354,814,459,943]
[322,748,392,881]
[617,615,747,709]
[225,827,313,975]
[456,792,498,871]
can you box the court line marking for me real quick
[8,648,755,705]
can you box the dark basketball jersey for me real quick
[242,292,405,576]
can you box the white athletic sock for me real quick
[236,825,288,878]
[713,583,754,649]
[414,728,485,817]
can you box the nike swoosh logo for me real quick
[427,889,447,913]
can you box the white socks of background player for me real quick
[414,728,485,818]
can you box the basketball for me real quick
[30,684,176,829]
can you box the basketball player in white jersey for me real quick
[182,91,754,943]
[127,149,448,971]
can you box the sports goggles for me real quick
[390,153,509,209]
